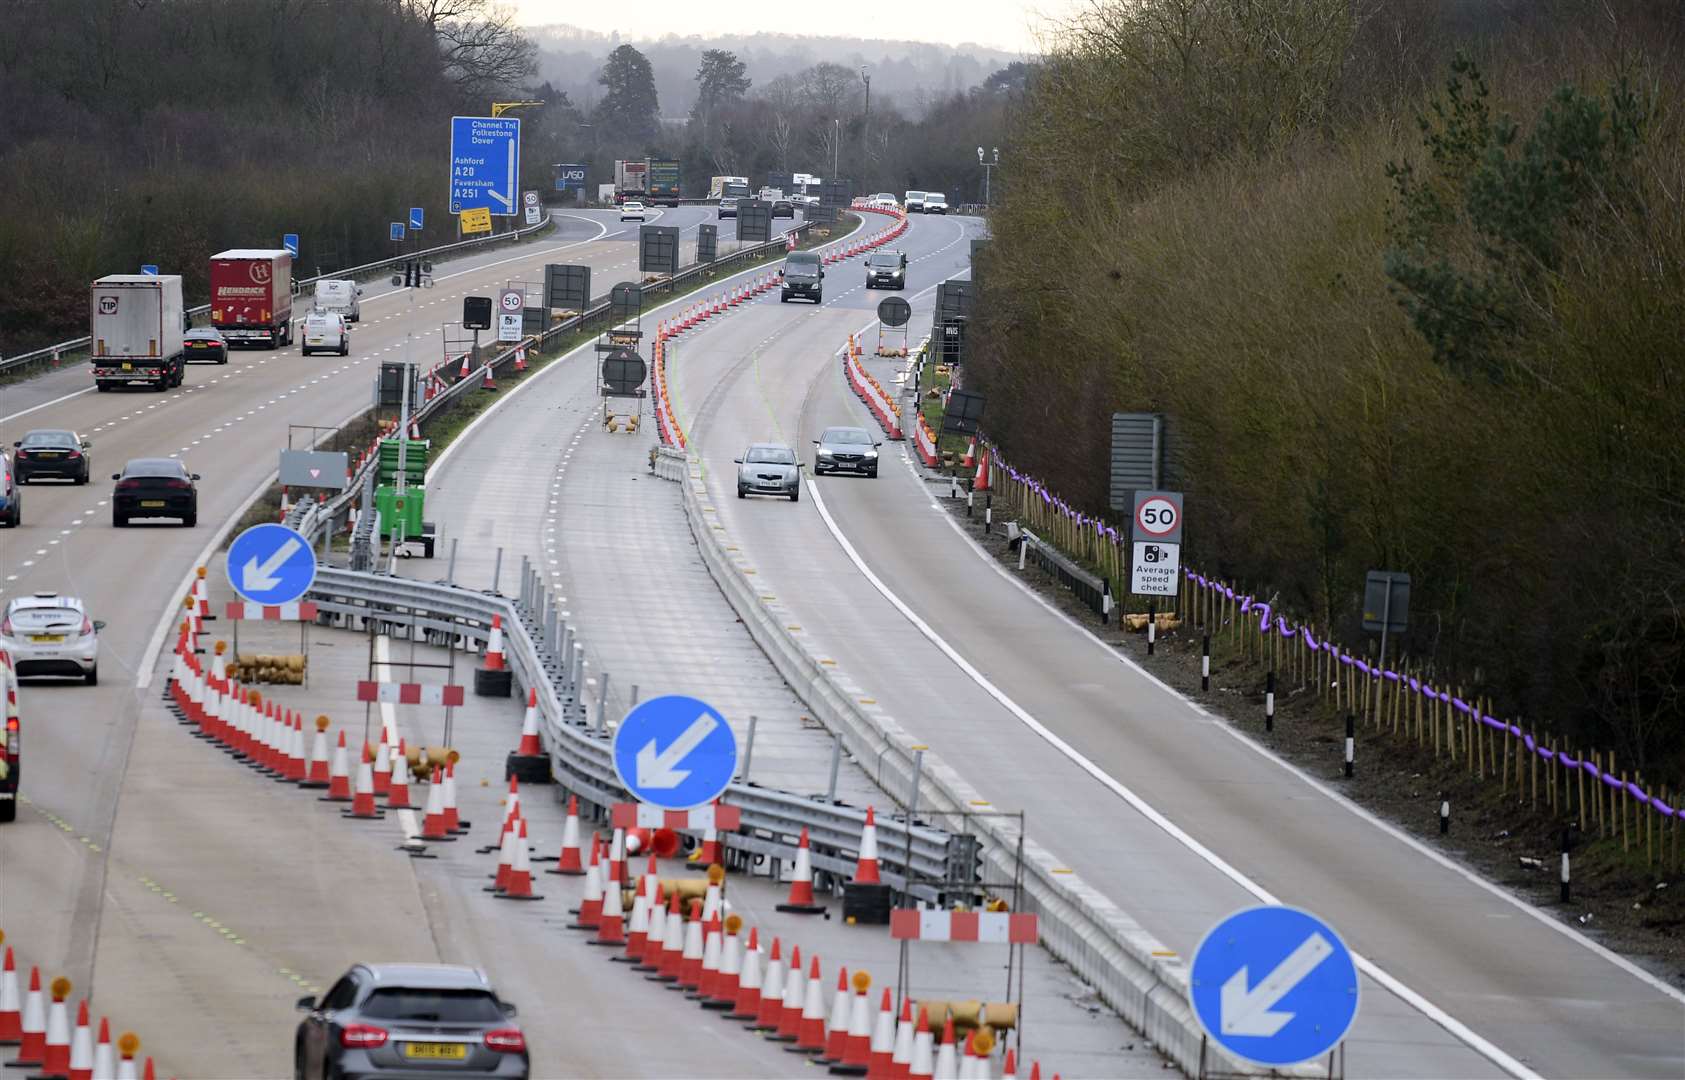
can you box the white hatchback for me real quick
[1,594,102,684]
[301,312,349,356]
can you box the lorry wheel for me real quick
[96,383,109,392]
[0,800,16,824]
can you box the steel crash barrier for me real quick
[301,566,963,901]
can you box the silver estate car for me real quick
[736,443,800,501]
[294,963,528,1080]
[813,427,880,477]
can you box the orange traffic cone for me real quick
[972,452,990,493]
[371,732,392,795]
[89,1020,112,1080]
[908,1009,935,1079]
[676,902,706,990]
[691,915,722,999]
[420,767,452,841]
[890,997,916,1080]
[593,865,626,944]
[636,885,667,972]
[513,687,540,756]
[774,946,806,1042]
[752,937,784,1029]
[792,957,828,1054]
[458,353,471,379]
[40,976,72,1078]
[344,752,384,819]
[961,438,976,469]
[0,946,20,1044]
[820,967,851,1063]
[300,716,331,789]
[66,1000,92,1080]
[321,732,353,802]
[489,811,518,891]
[485,616,507,672]
[13,967,44,1066]
[569,835,603,929]
[728,927,762,1020]
[386,741,412,809]
[851,808,882,885]
[513,345,527,372]
[443,762,465,833]
[778,827,825,913]
[836,974,874,1075]
[866,989,895,1079]
[653,893,685,981]
[547,794,584,875]
[497,819,542,900]
[932,1018,958,1080]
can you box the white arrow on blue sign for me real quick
[283,233,299,258]
[1190,905,1360,1068]
[226,523,318,607]
[449,116,520,215]
[140,264,159,275]
[410,207,425,231]
[611,695,737,811]
[390,222,405,242]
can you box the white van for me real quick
[313,279,361,322]
[904,190,927,213]
[300,312,348,356]
[923,192,949,215]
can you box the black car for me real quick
[183,327,229,364]
[772,197,795,218]
[295,964,529,1080]
[112,458,199,527]
[13,429,91,484]
[865,250,907,290]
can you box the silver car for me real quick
[294,963,529,1080]
[736,443,800,501]
[813,427,880,477]
[1,593,103,684]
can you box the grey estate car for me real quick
[294,964,529,1080]
[736,443,801,501]
[813,427,880,477]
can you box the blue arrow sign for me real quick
[140,264,159,275]
[283,233,299,258]
[226,523,318,607]
[1190,905,1360,1068]
[389,222,405,242]
[409,206,425,231]
[612,695,737,811]
[450,116,521,216]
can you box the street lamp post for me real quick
[978,146,999,207]
[861,66,871,187]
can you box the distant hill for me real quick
[526,25,1021,119]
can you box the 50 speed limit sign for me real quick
[1132,490,1184,545]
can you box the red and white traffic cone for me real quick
[89,1020,113,1080]
[821,967,851,1063]
[513,688,541,757]
[513,345,527,372]
[676,901,705,990]
[485,616,506,671]
[636,885,667,972]
[300,716,331,789]
[547,794,584,874]
[443,762,464,833]
[909,1010,935,1079]
[67,1000,92,1080]
[693,915,722,999]
[752,937,784,1029]
[890,998,916,1080]
[837,977,874,1075]
[779,827,826,913]
[569,836,603,929]
[40,977,71,1078]
[458,353,471,380]
[498,819,542,900]
[0,946,21,1044]
[606,827,627,889]
[344,753,383,819]
[852,807,882,885]
[13,967,45,1067]
[371,732,392,796]
[867,989,895,1080]
[286,713,307,782]
[489,812,518,892]
[972,451,990,493]
[386,741,412,809]
[322,732,353,802]
[691,820,724,868]
[794,957,829,1054]
[622,890,650,961]
[654,893,685,981]
[1001,1048,1017,1080]
[728,927,762,1020]
[481,363,498,391]
[932,1018,959,1080]
[420,767,452,841]
[772,945,805,1042]
[710,921,743,1008]
[960,438,976,469]
[491,777,521,850]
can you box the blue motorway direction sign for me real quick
[227,523,318,607]
[140,264,159,275]
[389,222,405,242]
[409,207,425,231]
[450,116,520,216]
[283,233,299,258]
[1190,905,1360,1068]
[554,163,587,192]
[612,695,737,811]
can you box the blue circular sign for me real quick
[611,695,737,811]
[1190,905,1360,1068]
[226,523,317,606]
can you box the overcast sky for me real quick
[508,0,1083,54]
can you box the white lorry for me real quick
[90,275,187,391]
[313,278,361,322]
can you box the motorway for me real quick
[653,212,1685,1078]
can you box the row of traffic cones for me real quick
[0,933,155,1080]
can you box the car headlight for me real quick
[818,449,834,458]
[865,449,878,458]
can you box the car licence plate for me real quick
[29,634,64,644]
[122,362,132,370]
[140,500,166,507]
[402,1043,468,1060]
[37,452,61,459]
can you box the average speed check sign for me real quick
[497,288,523,342]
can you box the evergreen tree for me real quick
[595,44,660,146]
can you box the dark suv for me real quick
[780,251,824,304]
[112,457,199,527]
[865,250,907,290]
[295,964,528,1080]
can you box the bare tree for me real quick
[405,0,536,98]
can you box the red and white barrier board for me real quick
[612,802,742,831]
[889,909,1038,944]
[225,601,319,621]
[355,680,466,706]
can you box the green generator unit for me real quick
[374,483,435,557]
[377,438,430,487]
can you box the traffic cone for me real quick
[547,795,584,875]
[488,777,520,851]
[40,977,71,1078]
[569,836,603,929]
[890,998,915,1080]
[321,732,353,802]
[908,1010,935,1079]
[489,811,518,892]
[972,452,990,493]
[606,827,627,888]
[677,904,707,989]
[513,687,540,755]
[90,1020,112,1080]
[13,967,44,1066]
[514,345,527,372]
[852,808,882,885]
[792,956,827,1054]
[1029,1065,1042,1080]
[1002,1048,1017,1080]
[458,353,471,379]
[958,1032,981,1080]
[639,853,660,903]
[344,753,383,819]
[497,819,542,900]
[710,919,742,1008]
[751,936,783,1028]
[834,976,874,1076]
[443,762,464,833]
[693,916,723,1000]
[653,893,685,981]
[114,1032,138,1080]
[481,362,498,390]
[778,827,825,913]
[932,1018,958,1080]
[690,821,724,868]
[728,927,762,1020]
[699,871,723,924]
[820,967,851,1063]
[420,767,452,840]
[386,741,412,809]
[485,617,507,672]
[371,732,392,795]
[287,713,307,782]
[771,943,805,1044]
[867,990,895,1080]
[300,716,331,788]
[0,946,20,1044]
[636,885,667,971]
[961,438,976,469]
[621,890,650,962]
[67,1001,92,1080]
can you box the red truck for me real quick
[209,248,294,348]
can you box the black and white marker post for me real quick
[1344,713,1355,778]
[1560,826,1573,903]
[1201,634,1210,692]
[1146,602,1156,656]
[1439,799,1451,835]
[1264,670,1276,732]
[984,493,992,535]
